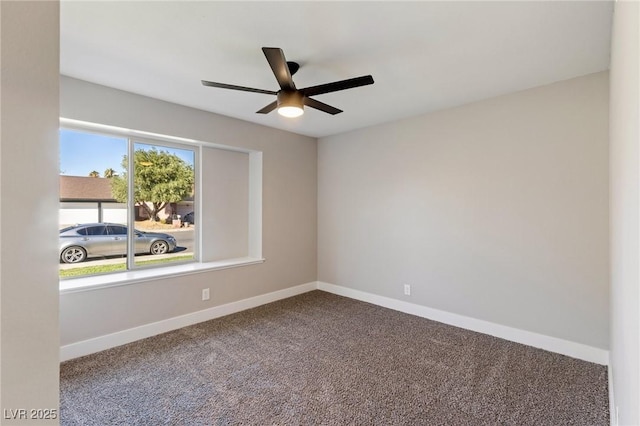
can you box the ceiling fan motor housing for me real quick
[277,90,304,110]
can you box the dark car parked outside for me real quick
[183,212,194,225]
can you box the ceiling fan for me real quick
[201,47,374,118]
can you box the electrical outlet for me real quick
[403,284,411,296]
[202,288,210,301]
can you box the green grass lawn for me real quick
[59,255,195,279]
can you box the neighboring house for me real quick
[135,200,194,223]
[59,176,126,226]
[59,176,193,226]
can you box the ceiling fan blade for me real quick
[201,80,277,95]
[262,47,296,91]
[304,97,343,115]
[300,75,374,97]
[256,100,278,114]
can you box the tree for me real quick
[88,170,100,178]
[111,148,194,222]
[103,168,116,178]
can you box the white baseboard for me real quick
[61,280,609,367]
[609,364,616,425]
[60,281,317,361]
[317,281,609,365]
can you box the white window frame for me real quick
[126,136,199,270]
[59,118,264,294]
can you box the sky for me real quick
[59,129,194,177]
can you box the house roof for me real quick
[59,176,116,202]
[59,175,195,203]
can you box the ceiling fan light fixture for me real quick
[278,105,304,118]
[277,91,304,118]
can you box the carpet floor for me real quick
[60,290,608,425]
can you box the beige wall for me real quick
[59,77,317,345]
[609,2,640,424]
[201,148,249,261]
[0,1,60,423]
[318,72,609,349]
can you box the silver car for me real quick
[59,223,177,264]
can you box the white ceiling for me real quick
[60,1,613,139]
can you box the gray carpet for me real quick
[60,290,608,425]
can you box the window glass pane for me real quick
[59,129,128,278]
[107,225,127,235]
[85,225,107,235]
[132,142,196,267]
[59,127,201,280]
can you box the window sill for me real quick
[59,257,265,294]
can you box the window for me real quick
[60,128,197,279]
[79,226,106,236]
[107,225,127,235]
[59,119,263,290]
